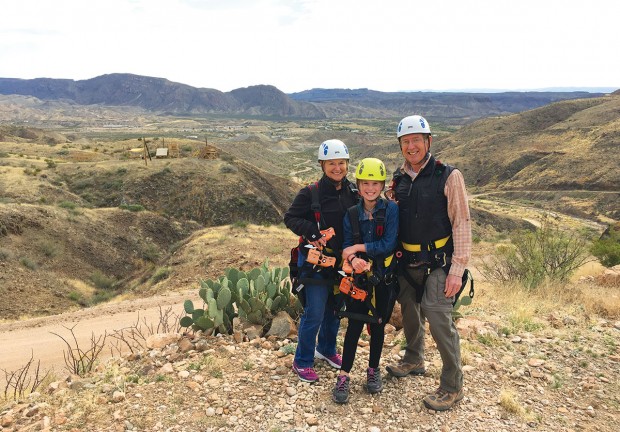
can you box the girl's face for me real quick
[321,159,348,183]
[358,180,384,202]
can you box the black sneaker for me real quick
[332,375,350,404]
[365,367,383,394]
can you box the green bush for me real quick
[591,226,620,267]
[220,164,237,174]
[151,267,171,283]
[91,270,116,290]
[38,240,61,258]
[20,257,38,270]
[58,201,78,210]
[119,204,145,212]
[481,217,590,289]
[0,248,12,261]
[142,244,160,262]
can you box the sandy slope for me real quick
[0,290,199,379]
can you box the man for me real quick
[385,115,472,411]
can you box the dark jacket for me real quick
[393,156,454,255]
[342,199,399,276]
[284,175,358,253]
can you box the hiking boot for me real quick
[385,360,425,377]
[315,350,342,369]
[332,375,350,404]
[292,362,319,383]
[423,387,464,411]
[365,367,383,394]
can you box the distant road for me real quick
[469,190,612,232]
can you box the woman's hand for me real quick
[309,237,327,249]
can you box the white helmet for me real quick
[397,115,431,138]
[318,139,350,161]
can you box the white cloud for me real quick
[1,0,618,92]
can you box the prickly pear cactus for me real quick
[181,261,299,334]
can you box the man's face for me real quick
[400,133,431,167]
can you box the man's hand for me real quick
[445,274,462,298]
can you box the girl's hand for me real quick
[352,257,369,273]
[342,246,358,259]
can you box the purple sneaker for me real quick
[292,362,319,383]
[315,350,342,369]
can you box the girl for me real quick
[332,157,399,403]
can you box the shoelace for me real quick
[367,368,378,384]
[336,376,348,390]
[434,388,448,398]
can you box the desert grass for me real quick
[499,388,537,422]
[473,273,620,329]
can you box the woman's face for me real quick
[321,159,348,183]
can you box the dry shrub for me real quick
[594,272,620,288]
[576,284,620,319]
[499,389,526,416]
[483,275,620,320]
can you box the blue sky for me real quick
[2,0,619,93]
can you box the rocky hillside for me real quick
[0,74,609,121]
[1,272,619,431]
[434,94,620,220]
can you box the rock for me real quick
[195,339,209,351]
[389,303,403,329]
[146,333,181,349]
[112,391,125,403]
[178,337,194,353]
[245,325,263,341]
[206,407,215,416]
[528,358,545,367]
[68,379,86,391]
[262,340,274,350]
[286,387,297,397]
[159,363,174,374]
[455,317,493,338]
[186,381,201,391]
[1,414,14,427]
[306,415,319,426]
[178,370,190,379]
[563,316,578,326]
[266,311,297,338]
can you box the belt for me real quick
[401,236,450,252]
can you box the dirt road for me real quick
[0,290,200,381]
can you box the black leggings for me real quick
[340,283,390,373]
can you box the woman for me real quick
[332,157,399,403]
[284,139,358,383]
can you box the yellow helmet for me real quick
[355,158,386,181]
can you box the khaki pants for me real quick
[397,267,463,393]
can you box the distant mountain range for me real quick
[0,73,612,123]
